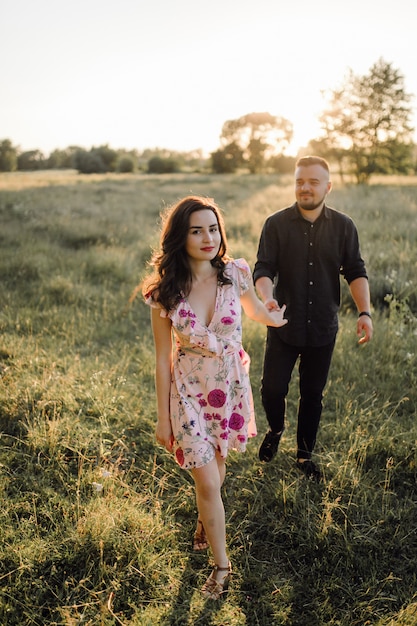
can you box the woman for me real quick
[142,196,287,600]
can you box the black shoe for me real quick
[259,430,284,462]
[296,459,321,482]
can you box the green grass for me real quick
[0,171,416,625]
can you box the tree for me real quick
[117,155,135,173]
[211,141,244,174]
[305,138,350,184]
[46,146,81,169]
[73,149,106,174]
[17,150,46,170]
[319,58,414,184]
[218,112,293,173]
[95,145,118,172]
[73,145,118,174]
[0,139,18,171]
[269,153,296,174]
[147,156,179,174]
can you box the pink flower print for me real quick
[229,412,244,431]
[221,316,234,325]
[237,434,247,443]
[208,389,226,408]
[213,413,221,420]
[175,448,185,466]
[220,432,229,440]
[220,418,228,430]
[198,398,207,407]
[179,309,188,318]
[203,413,213,421]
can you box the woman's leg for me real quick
[191,453,228,568]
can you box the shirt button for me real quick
[309,262,313,266]
[309,281,313,285]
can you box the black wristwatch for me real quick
[358,311,372,319]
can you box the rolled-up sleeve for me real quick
[253,216,279,284]
[341,218,368,284]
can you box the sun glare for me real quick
[284,106,323,156]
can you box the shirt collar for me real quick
[292,203,331,221]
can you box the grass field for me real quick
[0,170,416,625]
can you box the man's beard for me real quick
[298,194,326,211]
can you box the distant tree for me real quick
[47,149,68,169]
[137,148,208,173]
[268,153,296,174]
[218,112,293,173]
[73,145,118,174]
[17,150,46,170]
[305,138,350,183]
[0,139,18,171]
[370,139,414,175]
[211,141,244,173]
[73,149,106,174]
[411,144,417,174]
[246,137,268,174]
[147,156,179,173]
[93,145,118,172]
[117,155,135,173]
[46,146,81,169]
[319,58,414,184]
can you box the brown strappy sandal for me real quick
[201,562,232,600]
[193,519,209,551]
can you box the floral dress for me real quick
[147,258,257,470]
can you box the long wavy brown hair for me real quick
[141,196,232,312]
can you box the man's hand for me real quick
[264,298,280,312]
[357,316,373,344]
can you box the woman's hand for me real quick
[156,420,174,452]
[267,304,288,327]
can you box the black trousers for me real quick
[261,329,336,460]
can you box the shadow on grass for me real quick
[160,553,227,626]
[233,458,327,626]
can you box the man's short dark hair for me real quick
[295,156,330,174]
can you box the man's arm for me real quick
[255,276,278,311]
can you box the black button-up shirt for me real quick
[253,203,368,347]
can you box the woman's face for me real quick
[185,209,221,262]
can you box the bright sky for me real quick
[1,0,416,157]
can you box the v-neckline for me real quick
[185,282,219,329]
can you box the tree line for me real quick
[0,142,208,176]
[1,59,416,184]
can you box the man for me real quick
[253,156,373,481]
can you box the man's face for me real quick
[295,164,331,211]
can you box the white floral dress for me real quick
[147,258,257,469]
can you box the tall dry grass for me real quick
[0,171,416,625]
